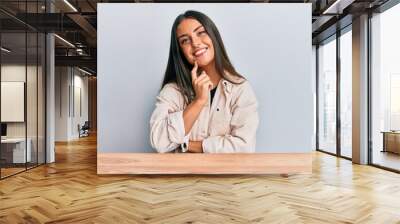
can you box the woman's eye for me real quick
[181,39,190,45]
[198,30,207,35]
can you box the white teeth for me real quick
[194,48,207,57]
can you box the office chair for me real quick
[79,121,90,138]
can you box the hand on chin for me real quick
[194,59,208,68]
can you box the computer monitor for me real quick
[1,123,7,137]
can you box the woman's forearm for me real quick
[183,99,206,135]
[188,140,203,153]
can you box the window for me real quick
[371,3,400,171]
[340,29,352,158]
[318,36,337,154]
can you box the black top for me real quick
[210,87,217,105]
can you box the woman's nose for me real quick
[191,36,201,47]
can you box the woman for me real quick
[150,10,259,153]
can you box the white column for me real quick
[46,1,56,163]
[46,33,55,163]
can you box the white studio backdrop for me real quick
[98,3,313,153]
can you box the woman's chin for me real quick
[196,60,211,68]
[197,63,206,68]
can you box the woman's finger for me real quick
[198,79,212,89]
[198,72,210,81]
[191,61,198,82]
[197,73,208,81]
[208,81,214,90]
[202,80,213,90]
[195,74,208,85]
[194,76,203,86]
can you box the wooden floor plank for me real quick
[1,134,400,223]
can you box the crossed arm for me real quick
[149,81,259,153]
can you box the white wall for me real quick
[72,73,89,138]
[98,3,313,153]
[55,67,89,141]
[55,67,69,141]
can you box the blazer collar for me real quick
[221,79,232,94]
[221,70,244,94]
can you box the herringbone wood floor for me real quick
[1,135,400,224]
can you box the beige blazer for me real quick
[149,76,259,153]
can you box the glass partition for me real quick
[1,31,28,177]
[0,1,46,179]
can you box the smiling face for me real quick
[176,18,215,68]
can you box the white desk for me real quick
[1,138,31,163]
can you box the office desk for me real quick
[382,131,400,154]
[1,138,32,163]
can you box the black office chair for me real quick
[79,121,90,138]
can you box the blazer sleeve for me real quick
[202,82,259,153]
[149,84,187,153]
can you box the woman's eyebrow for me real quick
[177,34,188,39]
[177,25,204,39]
[193,25,203,32]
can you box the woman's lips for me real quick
[193,47,207,57]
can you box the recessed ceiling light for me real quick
[54,34,75,48]
[78,67,93,76]
[63,0,78,12]
[322,0,354,15]
[1,47,11,53]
